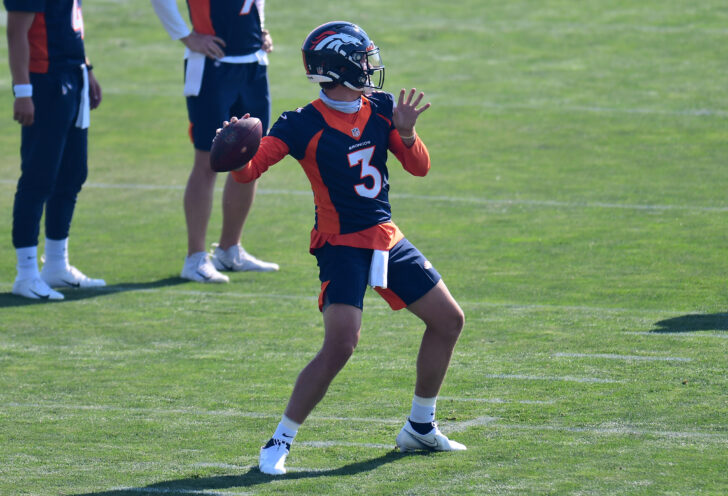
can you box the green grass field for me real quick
[1,1,727,494]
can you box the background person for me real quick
[150,0,279,283]
[5,0,106,300]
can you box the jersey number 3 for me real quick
[348,146,382,198]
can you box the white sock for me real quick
[44,237,70,270]
[272,414,300,443]
[186,251,207,264]
[410,395,437,424]
[16,246,40,280]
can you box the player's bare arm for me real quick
[6,11,36,127]
[393,88,431,146]
[181,30,226,59]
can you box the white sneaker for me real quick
[211,244,279,272]
[12,277,64,300]
[259,438,290,475]
[181,252,229,283]
[396,419,467,452]
[40,265,106,288]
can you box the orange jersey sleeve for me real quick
[231,135,290,184]
[388,130,431,177]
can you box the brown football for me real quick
[210,117,263,172]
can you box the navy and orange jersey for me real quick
[4,0,86,74]
[232,91,431,251]
[185,0,263,56]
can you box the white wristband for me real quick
[13,84,33,98]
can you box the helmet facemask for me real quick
[344,46,385,91]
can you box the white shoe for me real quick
[259,438,290,475]
[40,265,106,288]
[211,244,279,272]
[12,277,64,300]
[396,419,467,452]
[181,252,229,283]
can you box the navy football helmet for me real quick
[302,21,385,91]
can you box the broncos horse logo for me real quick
[309,31,362,55]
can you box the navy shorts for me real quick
[314,238,442,312]
[185,58,271,151]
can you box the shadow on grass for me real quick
[0,277,188,307]
[652,313,728,333]
[73,450,413,495]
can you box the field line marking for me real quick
[484,373,622,384]
[625,331,728,339]
[1,402,400,424]
[488,423,728,443]
[297,441,393,449]
[472,100,728,118]
[554,352,692,362]
[112,488,252,496]
[440,396,555,405]
[445,416,499,433]
[2,179,728,213]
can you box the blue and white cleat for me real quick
[396,419,467,452]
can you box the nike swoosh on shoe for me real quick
[30,289,49,299]
[404,431,439,449]
[196,270,212,280]
[62,280,81,288]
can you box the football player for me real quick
[5,0,106,300]
[220,21,466,474]
[150,0,279,282]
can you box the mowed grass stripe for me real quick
[0,281,703,316]
[4,179,728,212]
[3,402,724,445]
[553,352,692,362]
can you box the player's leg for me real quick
[180,148,228,282]
[180,59,229,283]
[259,244,368,474]
[374,238,466,451]
[40,111,105,289]
[407,280,464,399]
[259,302,362,475]
[286,303,362,423]
[397,281,467,452]
[184,148,217,256]
[213,62,278,272]
[11,71,75,300]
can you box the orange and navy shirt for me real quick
[232,91,431,252]
[4,0,86,74]
[185,0,264,56]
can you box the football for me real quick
[209,117,263,172]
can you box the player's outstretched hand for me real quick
[393,88,430,140]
